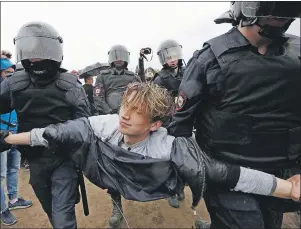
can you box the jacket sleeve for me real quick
[42,117,92,154]
[93,74,113,114]
[167,47,212,137]
[171,136,240,207]
[0,78,13,114]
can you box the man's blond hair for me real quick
[121,82,175,122]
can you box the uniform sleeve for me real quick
[0,78,13,114]
[66,85,91,119]
[93,74,113,114]
[138,57,145,82]
[168,48,211,137]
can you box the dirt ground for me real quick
[2,168,300,228]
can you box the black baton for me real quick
[77,169,89,216]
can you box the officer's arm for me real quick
[93,74,114,114]
[168,50,209,137]
[0,78,13,114]
[67,85,91,119]
[138,56,145,82]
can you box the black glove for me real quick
[0,130,11,152]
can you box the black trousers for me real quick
[28,157,79,229]
[204,169,300,229]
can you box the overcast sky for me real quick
[1,1,300,72]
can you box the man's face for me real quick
[167,59,178,68]
[1,67,15,80]
[86,76,94,85]
[118,91,161,137]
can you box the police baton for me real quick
[77,169,89,216]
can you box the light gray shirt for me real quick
[30,114,175,160]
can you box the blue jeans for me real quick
[0,147,21,211]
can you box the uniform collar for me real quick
[227,27,289,49]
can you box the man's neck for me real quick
[123,133,149,146]
[238,25,271,55]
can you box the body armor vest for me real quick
[9,70,78,158]
[197,32,301,171]
[156,68,184,97]
[102,69,139,110]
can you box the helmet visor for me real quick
[241,2,301,19]
[158,46,183,65]
[108,50,130,64]
[14,35,63,63]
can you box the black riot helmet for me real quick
[14,21,63,64]
[108,45,130,68]
[215,2,301,40]
[157,39,183,67]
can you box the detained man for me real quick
[2,82,300,228]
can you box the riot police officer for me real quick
[0,21,90,228]
[153,39,185,98]
[93,45,141,115]
[153,40,185,127]
[153,39,186,208]
[168,2,301,229]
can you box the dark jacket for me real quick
[42,117,240,207]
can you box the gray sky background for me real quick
[1,1,300,72]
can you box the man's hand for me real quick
[287,174,300,202]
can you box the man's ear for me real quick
[150,120,162,132]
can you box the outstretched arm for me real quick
[231,167,300,201]
[4,128,48,147]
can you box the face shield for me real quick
[157,46,183,66]
[108,49,130,64]
[14,35,63,63]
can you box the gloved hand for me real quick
[0,130,11,152]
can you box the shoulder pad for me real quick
[204,33,229,57]
[59,68,68,73]
[9,71,30,92]
[192,44,210,59]
[124,70,135,76]
[56,72,78,90]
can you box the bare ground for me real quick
[2,168,300,228]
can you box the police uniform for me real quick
[168,26,301,229]
[0,21,91,228]
[93,68,141,115]
[153,67,184,98]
